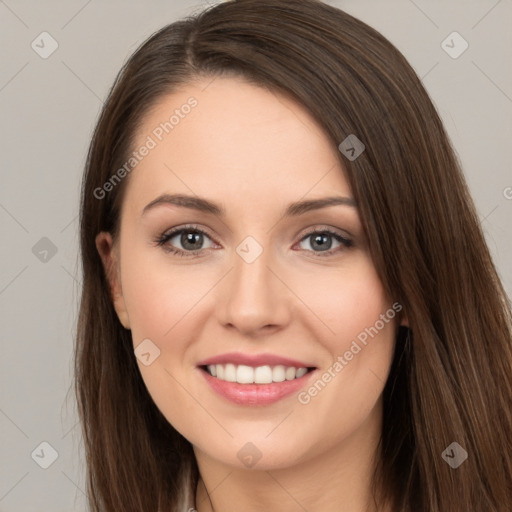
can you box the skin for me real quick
[96,76,407,512]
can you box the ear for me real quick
[400,311,409,328]
[95,231,131,329]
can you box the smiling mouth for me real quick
[200,364,316,384]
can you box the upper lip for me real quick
[197,352,316,368]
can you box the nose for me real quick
[216,243,291,336]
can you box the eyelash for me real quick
[154,224,353,258]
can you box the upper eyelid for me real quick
[161,224,218,244]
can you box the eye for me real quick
[155,225,353,258]
[296,228,353,257]
[155,225,216,257]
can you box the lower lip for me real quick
[199,368,315,406]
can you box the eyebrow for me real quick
[142,193,357,218]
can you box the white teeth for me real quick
[285,366,296,380]
[296,367,308,378]
[272,365,286,382]
[254,365,272,384]
[236,364,254,384]
[206,363,311,383]
[224,363,237,382]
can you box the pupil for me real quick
[182,232,202,250]
[312,233,331,251]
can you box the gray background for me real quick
[0,0,511,511]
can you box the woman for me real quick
[75,1,512,511]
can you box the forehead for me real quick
[124,76,352,214]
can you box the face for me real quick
[96,76,404,471]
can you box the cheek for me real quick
[120,245,207,345]
[119,254,200,437]
[296,257,397,410]
[302,256,394,350]
[118,247,216,434]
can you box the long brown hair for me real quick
[75,1,512,510]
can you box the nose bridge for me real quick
[218,236,290,333]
